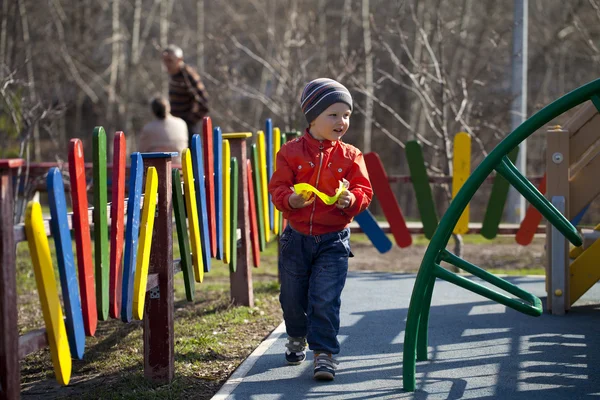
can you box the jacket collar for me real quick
[302,128,338,150]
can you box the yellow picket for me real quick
[273,127,281,235]
[223,139,231,264]
[257,131,271,242]
[452,132,471,234]
[182,149,204,282]
[25,201,72,385]
[133,167,159,320]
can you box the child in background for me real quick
[268,78,373,381]
[138,97,188,164]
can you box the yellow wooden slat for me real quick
[570,237,600,305]
[182,149,204,282]
[452,132,471,234]
[133,167,159,320]
[222,132,253,139]
[25,201,72,385]
[273,127,281,235]
[223,139,231,264]
[257,131,271,242]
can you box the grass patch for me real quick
[18,232,282,399]
[16,218,544,397]
[486,268,546,276]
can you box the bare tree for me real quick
[362,0,374,153]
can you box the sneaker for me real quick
[313,352,338,381]
[285,336,307,365]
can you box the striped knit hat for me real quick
[300,78,353,124]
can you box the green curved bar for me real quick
[438,250,542,316]
[495,157,580,244]
[402,78,600,392]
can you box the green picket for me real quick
[172,169,194,301]
[93,127,109,321]
[251,145,266,251]
[406,140,438,239]
[481,147,519,239]
[230,157,239,273]
[278,132,286,235]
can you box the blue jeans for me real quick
[278,225,352,354]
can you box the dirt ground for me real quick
[347,236,546,273]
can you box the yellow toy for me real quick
[293,180,347,205]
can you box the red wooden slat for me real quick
[0,159,24,168]
[246,160,260,268]
[109,132,126,318]
[68,139,98,336]
[202,117,217,257]
[516,174,547,246]
[364,152,412,248]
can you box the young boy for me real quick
[268,78,373,381]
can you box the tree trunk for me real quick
[160,0,171,94]
[362,0,373,153]
[124,0,142,153]
[340,0,352,61]
[0,0,10,75]
[106,0,121,158]
[196,0,204,73]
[318,0,327,74]
[253,0,275,127]
[408,0,426,135]
[18,0,40,161]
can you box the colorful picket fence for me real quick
[352,133,547,252]
[259,127,546,258]
[0,117,261,398]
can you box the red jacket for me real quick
[269,129,372,235]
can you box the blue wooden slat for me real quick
[570,203,591,227]
[47,168,86,359]
[213,127,223,260]
[121,153,144,323]
[354,209,393,254]
[191,134,211,272]
[265,118,273,231]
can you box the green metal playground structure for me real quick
[402,78,600,391]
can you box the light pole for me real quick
[506,0,529,223]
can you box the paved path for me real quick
[213,272,600,399]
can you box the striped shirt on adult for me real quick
[168,63,210,127]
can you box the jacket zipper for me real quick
[309,143,325,235]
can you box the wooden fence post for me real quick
[545,126,570,314]
[142,154,174,383]
[0,159,24,400]
[226,135,254,307]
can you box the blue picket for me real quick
[121,153,144,323]
[354,209,393,254]
[47,168,86,359]
[191,134,212,272]
[265,118,273,231]
[213,127,224,260]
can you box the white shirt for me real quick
[138,114,188,164]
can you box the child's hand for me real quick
[288,190,315,209]
[336,189,354,209]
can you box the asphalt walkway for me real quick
[213,272,600,399]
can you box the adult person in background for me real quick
[161,44,210,146]
[138,97,188,164]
